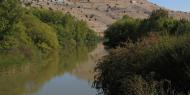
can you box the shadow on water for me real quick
[0,43,107,95]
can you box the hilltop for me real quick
[22,0,190,34]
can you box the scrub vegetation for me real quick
[0,0,98,67]
[94,9,190,95]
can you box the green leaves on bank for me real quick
[94,9,190,95]
[104,9,190,48]
[0,0,98,67]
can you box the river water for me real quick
[0,43,107,95]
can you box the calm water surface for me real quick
[0,43,107,95]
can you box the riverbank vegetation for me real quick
[94,9,190,95]
[0,43,96,95]
[0,0,98,68]
[104,9,190,48]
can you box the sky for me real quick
[148,0,190,12]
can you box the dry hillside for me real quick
[22,0,190,35]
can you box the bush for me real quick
[0,0,24,49]
[94,33,190,95]
[94,9,190,95]
[104,9,190,48]
[0,0,98,67]
[104,16,141,48]
[31,9,99,47]
[22,15,59,52]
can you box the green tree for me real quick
[0,0,23,35]
[104,16,141,48]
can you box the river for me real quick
[0,43,107,95]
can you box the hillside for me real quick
[22,0,190,34]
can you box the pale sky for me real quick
[149,0,190,12]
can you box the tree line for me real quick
[0,0,98,67]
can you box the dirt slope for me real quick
[22,0,190,34]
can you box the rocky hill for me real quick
[22,0,190,35]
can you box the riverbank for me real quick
[0,42,106,95]
[0,0,99,68]
[94,9,190,95]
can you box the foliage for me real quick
[104,9,190,48]
[22,15,59,52]
[0,0,23,49]
[0,0,98,67]
[0,0,23,33]
[104,16,141,48]
[94,33,190,95]
[94,9,190,95]
[31,8,99,47]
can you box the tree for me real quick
[0,0,23,38]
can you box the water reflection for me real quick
[0,43,106,95]
[33,73,96,95]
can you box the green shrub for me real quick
[0,0,98,67]
[31,8,99,47]
[0,0,24,50]
[95,9,190,94]
[104,9,190,48]
[104,16,141,48]
[0,0,23,35]
[143,34,190,92]
[94,33,190,95]
[22,15,60,52]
